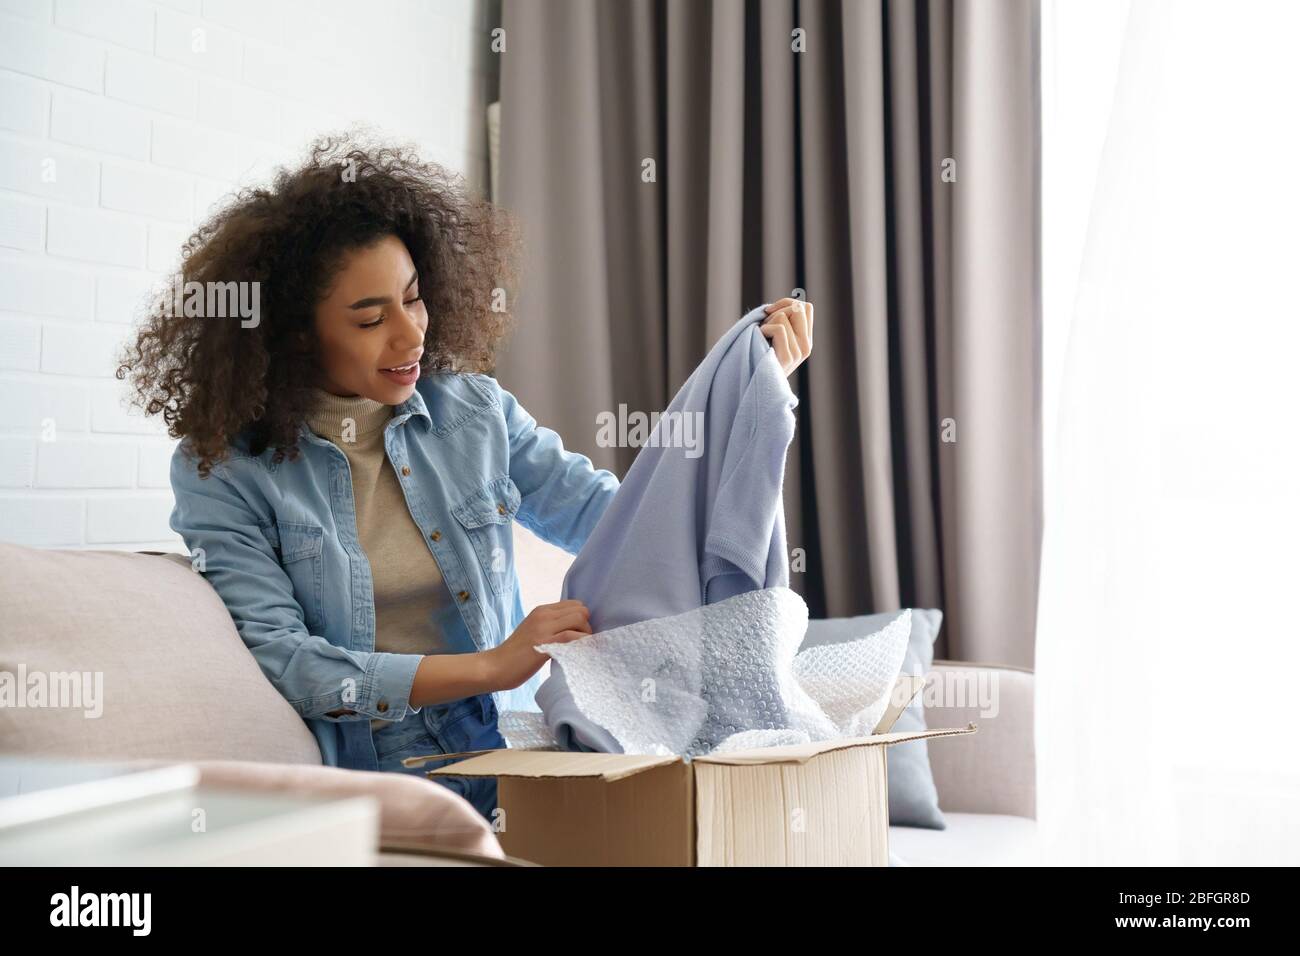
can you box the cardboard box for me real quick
[414,674,976,866]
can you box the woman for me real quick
[116,135,813,823]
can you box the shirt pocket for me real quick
[269,519,327,633]
[451,475,520,598]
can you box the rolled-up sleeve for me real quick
[476,375,620,555]
[169,443,424,723]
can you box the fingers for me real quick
[761,299,813,374]
[792,300,812,342]
[765,298,813,331]
[531,601,591,634]
[533,600,589,621]
[760,322,794,371]
[530,600,595,640]
[551,608,592,634]
[764,301,812,356]
[541,599,587,611]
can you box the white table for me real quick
[0,755,378,866]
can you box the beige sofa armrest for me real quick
[122,757,506,860]
[923,661,1036,820]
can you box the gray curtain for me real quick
[494,0,1040,668]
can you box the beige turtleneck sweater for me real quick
[304,387,457,730]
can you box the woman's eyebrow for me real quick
[347,271,419,310]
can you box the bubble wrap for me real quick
[529,587,912,757]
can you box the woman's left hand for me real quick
[760,297,814,376]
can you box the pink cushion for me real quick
[131,758,505,860]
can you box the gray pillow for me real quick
[800,608,946,829]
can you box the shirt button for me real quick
[458,590,470,602]
[376,699,389,713]
[497,503,506,514]
[400,465,411,476]
[430,530,441,541]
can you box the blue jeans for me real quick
[370,692,506,822]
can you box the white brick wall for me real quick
[0,0,494,550]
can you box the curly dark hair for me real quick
[115,131,523,479]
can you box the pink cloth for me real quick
[129,757,505,861]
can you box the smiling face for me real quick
[312,234,429,403]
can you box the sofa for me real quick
[889,659,1038,865]
[0,526,1037,866]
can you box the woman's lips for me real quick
[379,362,420,385]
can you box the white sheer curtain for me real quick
[1038,0,1300,865]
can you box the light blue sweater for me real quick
[536,304,799,750]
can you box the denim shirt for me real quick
[167,371,619,770]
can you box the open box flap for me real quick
[424,723,977,776]
[400,748,506,769]
[691,722,977,766]
[873,673,928,734]
[424,749,682,782]
[691,671,935,765]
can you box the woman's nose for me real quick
[393,301,425,346]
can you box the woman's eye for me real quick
[360,297,418,329]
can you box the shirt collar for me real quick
[391,384,431,430]
[297,383,431,446]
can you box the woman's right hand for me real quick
[488,599,593,691]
